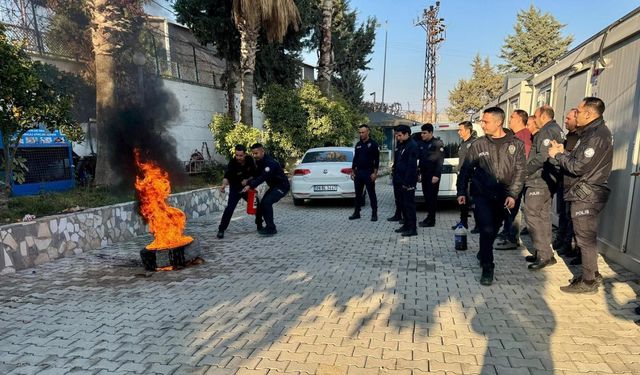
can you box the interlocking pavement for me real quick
[1,179,639,375]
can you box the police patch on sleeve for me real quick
[584,148,595,158]
[543,139,550,146]
[508,145,516,155]
[265,166,271,172]
[440,147,444,152]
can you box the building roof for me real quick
[367,112,420,128]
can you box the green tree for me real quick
[447,55,503,122]
[232,0,301,126]
[307,0,375,107]
[500,5,573,74]
[259,81,364,168]
[0,25,79,207]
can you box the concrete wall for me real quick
[0,188,230,274]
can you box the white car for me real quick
[290,147,356,206]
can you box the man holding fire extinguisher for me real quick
[217,145,257,239]
[243,143,290,236]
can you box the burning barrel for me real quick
[134,149,202,271]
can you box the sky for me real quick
[146,0,640,113]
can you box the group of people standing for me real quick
[457,97,612,292]
[348,123,445,238]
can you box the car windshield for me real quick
[302,150,353,163]
[410,131,461,158]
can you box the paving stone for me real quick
[0,180,638,375]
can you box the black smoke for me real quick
[102,73,186,190]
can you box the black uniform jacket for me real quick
[352,138,380,172]
[525,120,564,189]
[418,137,445,178]
[393,138,419,188]
[457,133,526,200]
[458,135,477,167]
[555,117,613,203]
[249,155,290,191]
[224,156,257,190]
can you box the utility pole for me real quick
[381,20,388,106]
[416,1,445,124]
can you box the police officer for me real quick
[388,131,404,222]
[554,108,580,259]
[217,144,257,239]
[524,105,564,270]
[242,143,290,236]
[452,121,476,229]
[393,125,419,237]
[417,123,444,227]
[548,97,613,293]
[349,124,380,221]
[457,107,526,286]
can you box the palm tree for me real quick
[317,0,333,97]
[232,0,301,126]
[89,0,142,186]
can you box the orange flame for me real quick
[134,149,193,250]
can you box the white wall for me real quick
[161,78,264,162]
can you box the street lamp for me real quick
[466,108,476,121]
[370,92,377,109]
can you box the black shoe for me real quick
[259,228,277,236]
[401,230,418,237]
[216,230,224,239]
[470,227,479,234]
[418,220,435,228]
[528,257,557,270]
[371,212,378,222]
[525,253,538,262]
[480,265,494,286]
[560,278,598,294]
[399,219,405,225]
[348,211,361,220]
[395,226,408,233]
[387,215,401,222]
[570,256,582,265]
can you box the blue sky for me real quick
[148,1,639,112]
[334,0,640,113]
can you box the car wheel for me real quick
[293,198,304,206]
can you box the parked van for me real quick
[408,122,484,201]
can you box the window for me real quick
[537,84,552,107]
[302,150,353,163]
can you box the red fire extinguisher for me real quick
[246,188,258,215]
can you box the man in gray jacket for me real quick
[549,97,613,293]
[524,105,564,270]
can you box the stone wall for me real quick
[0,188,229,274]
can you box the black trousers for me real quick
[501,192,523,243]
[399,186,417,231]
[354,169,377,210]
[218,188,248,231]
[473,195,507,267]
[420,173,440,222]
[256,187,288,230]
[557,191,575,247]
[459,197,470,227]
[392,181,403,218]
[571,201,605,281]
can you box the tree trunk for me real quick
[238,20,260,126]
[1,143,11,210]
[318,0,333,97]
[93,52,117,187]
[225,60,237,121]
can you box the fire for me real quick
[134,149,193,250]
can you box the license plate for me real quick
[314,185,338,192]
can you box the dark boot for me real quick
[349,209,361,220]
[216,230,224,239]
[371,209,378,222]
[480,264,495,286]
[387,211,402,221]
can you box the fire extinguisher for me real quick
[246,188,258,215]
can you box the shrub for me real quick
[209,114,263,160]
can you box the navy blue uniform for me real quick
[249,155,290,231]
[394,138,419,232]
[418,137,445,225]
[352,138,380,211]
[218,156,257,232]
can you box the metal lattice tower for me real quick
[416,1,445,123]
